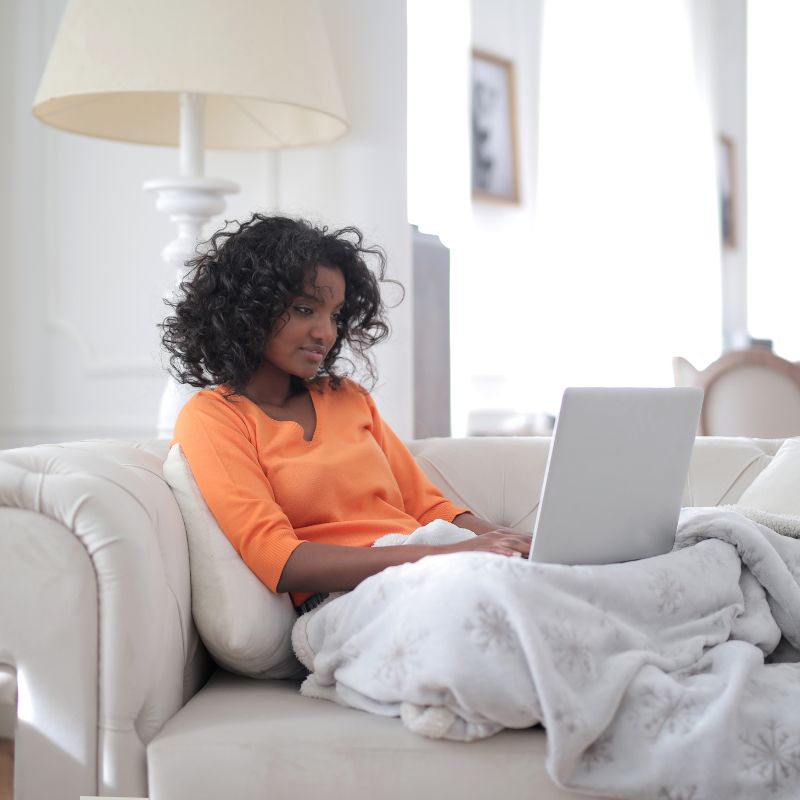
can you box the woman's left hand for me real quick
[452,512,530,539]
[483,524,530,538]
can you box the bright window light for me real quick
[530,0,722,412]
[408,0,723,431]
[407,0,471,248]
[748,0,800,358]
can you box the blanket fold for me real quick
[293,509,800,799]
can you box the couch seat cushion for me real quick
[147,671,605,800]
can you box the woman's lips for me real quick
[300,347,325,362]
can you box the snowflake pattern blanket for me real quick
[292,509,800,799]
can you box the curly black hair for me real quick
[160,214,397,395]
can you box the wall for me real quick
[0,0,411,448]
[279,0,412,437]
[0,1,15,443]
[451,0,544,433]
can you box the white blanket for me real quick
[292,509,800,799]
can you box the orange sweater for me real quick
[173,379,469,606]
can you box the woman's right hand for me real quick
[443,530,531,559]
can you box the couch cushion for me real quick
[737,437,800,515]
[162,445,302,679]
[147,672,604,800]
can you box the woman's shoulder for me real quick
[318,376,372,403]
[174,386,251,435]
[180,385,239,412]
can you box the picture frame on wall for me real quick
[471,49,520,204]
[718,134,737,249]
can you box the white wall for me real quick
[0,0,411,448]
[0,1,16,441]
[451,0,545,431]
[278,0,412,437]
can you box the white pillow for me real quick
[163,444,302,679]
[737,437,800,516]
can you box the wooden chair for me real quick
[673,349,800,437]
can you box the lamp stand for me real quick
[144,93,239,438]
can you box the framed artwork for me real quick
[471,49,520,204]
[717,134,737,249]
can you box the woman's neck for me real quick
[243,371,298,408]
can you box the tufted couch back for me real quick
[409,435,784,530]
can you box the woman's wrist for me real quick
[451,512,495,535]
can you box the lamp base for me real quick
[145,175,239,438]
[144,177,238,284]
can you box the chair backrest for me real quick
[672,349,800,437]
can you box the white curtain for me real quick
[748,0,800,359]
[526,0,722,412]
[407,0,471,248]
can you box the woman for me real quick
[162,214,530,613]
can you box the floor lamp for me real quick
[32,0,349,438]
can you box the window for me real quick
[748,0,800,359]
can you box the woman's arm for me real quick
[175,397,306,593]
[276,530,532,594]
[452,511,530,537]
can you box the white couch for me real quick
[0,434,789,800]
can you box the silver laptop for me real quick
[529,387,703,565]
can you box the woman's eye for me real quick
[293,305,313,316]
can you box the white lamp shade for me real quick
[33,0,349,149]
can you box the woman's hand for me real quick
[444,529,531,558]
[450,513,531,556]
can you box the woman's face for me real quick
[263,265,346,382]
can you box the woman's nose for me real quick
[310,316,337,342]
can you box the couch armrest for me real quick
[0,442,210,800]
